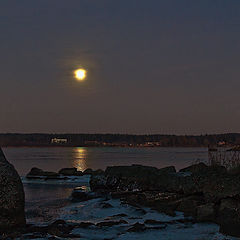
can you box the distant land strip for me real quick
[0,133,240,147]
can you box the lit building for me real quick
[51,138,68,144]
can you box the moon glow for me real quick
[75,69,87,81]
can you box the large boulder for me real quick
[71,187,99,202]
[218,198,240,237]
[196,203,216,222]
[105,165,159,178]
[179,163,208,173]
[26,167,59,178]
[0,148,26,232]
[58,168,82,176]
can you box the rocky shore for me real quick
[0,146,239,239]
[89,163,240,238]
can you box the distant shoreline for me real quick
[0,133,239,147]
[2,145,208,148]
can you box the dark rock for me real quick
[179,163,208,173]
[146,225,167,230]
[158,166,176,174]
[144,219,165,225]
[218,198,240,237]
[96,220,128,227]
[140,192,180,216]
[24,225,48,234]
[105,165,159,178]
[47,220,74,237]
[127,222,146,232]
[99,202,113,208]
[77,221,95,228]
[71,187,99,202]
[26,167,44,176]
[176,196,204,217]
[58,168,82,176]
[83,168,94,175]
[202,174,240,202]
[0,148,26,232]
[93,169,105,175]
[196,203,216,222]
[110,213,128,218]
[26,167,59,178]
[89,163,240,238]
[23,232,47,239]
[228,166,240,175]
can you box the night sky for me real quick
[1,0,240,134]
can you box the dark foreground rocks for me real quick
[90,163,240,238]
[71,186,101,202]
[0,148,26,233]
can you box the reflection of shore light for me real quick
[73,148,87,172]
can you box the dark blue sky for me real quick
[1,0,240,134]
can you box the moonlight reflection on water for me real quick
[73,147,87,172]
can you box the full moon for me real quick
[74,69,87,81]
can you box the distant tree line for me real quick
[0,133,240,147]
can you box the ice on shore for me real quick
[21,175,237,240]
[61,198,236,240]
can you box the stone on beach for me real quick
[58,167,82,176]
[71,186,100,202]
[26,167,59,178]
[0,147,26,232]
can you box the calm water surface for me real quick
[3,147,208,176]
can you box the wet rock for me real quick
[202,174,240,202]
[26,167,59,178]
[196,203,216,222]
[47,220,75,238]
[90,175,107,192]
[158,166,176,174]
[58,168,82,176]
[24,224,48,234]
[99,202,113,208]
[110,213,128,218]
[176,195,204,217]
[83,168,94,175]
[144,219,165,225]
[84,168,105,176]
[179,163,208,173]
[127,222,146,232]
[77,221,95,228]
[218,198,240,237]
[71,187,99,202]
[0,148,26,232]
[140,192,180,216]
[92,169,104,176]
[90,163,240,238]
[105,165,159,178]
[23,232,47,239]
[96,220,128,227]
[27,167,44,176]
[146,225,167,230]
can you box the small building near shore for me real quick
[51,138,68,144]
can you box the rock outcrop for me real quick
[27,167,60,179]
[58,168,82,176]
[90,163,240,237]
[0,148,26,232]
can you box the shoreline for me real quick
[2,145,208,148]
[17,163,239,239]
